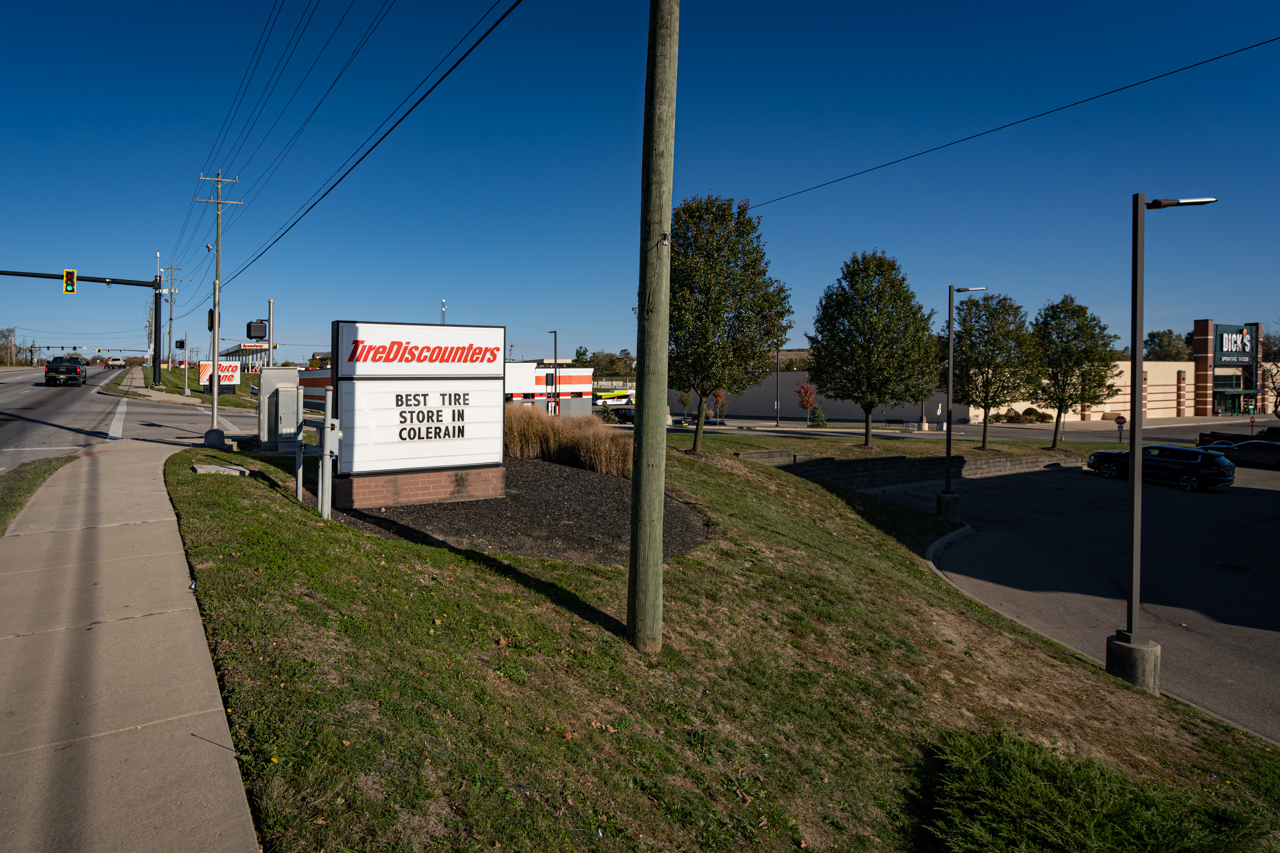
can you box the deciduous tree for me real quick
[1260,328,1280,421]
[950,294,1033,449]
[1143,329,1192,361]
[806,249,937,446]
[1028,295,1120,448]
[795,373,815,424]
[668,194,793,451]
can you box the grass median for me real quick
[149,366,257,407]
[165,439,1279,852]
[0,455,75,535]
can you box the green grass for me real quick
[150,366,257,407]
[915,728,1266,852]
[0,455,75,535]
[163,438,1280,852]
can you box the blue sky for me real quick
[3,1,1277,364]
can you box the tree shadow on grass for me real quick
[344,508,628,640]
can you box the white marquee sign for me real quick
[333,321,505,475]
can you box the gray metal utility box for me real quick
[257,366,302,452]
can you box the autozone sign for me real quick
[332,321,505,475]
[198,361,241,386]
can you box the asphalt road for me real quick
[0,368,259,473]
[885,464,1280,743]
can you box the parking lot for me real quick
[886,463,1280,743]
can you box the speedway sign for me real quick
[332,321,505,475]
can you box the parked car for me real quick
[1087,445,1234,491]
[1211,440,1280,470]
[106,356,126,369]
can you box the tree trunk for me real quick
[1052,408,1063,449]
[863,408,873,446]
[981,406,991,449]
[692,394,708,453]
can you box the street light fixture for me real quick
[1107,193,1217,695]
[937,286,986,522]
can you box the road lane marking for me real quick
[0,447,85,451]
[108,398,128,439]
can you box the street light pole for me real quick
[548,330,557,415]
[938,286,984,522]
[1106,192,1217,695]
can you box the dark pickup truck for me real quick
[44,356,88,387]
[1196,424,1280,446]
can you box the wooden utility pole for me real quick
[163,265,183,369]
[628,0,679,655]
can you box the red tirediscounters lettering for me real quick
[345,340,501,365]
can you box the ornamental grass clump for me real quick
[504,404,632,477]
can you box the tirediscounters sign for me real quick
[332,321,505,475]
[198,361,241,386]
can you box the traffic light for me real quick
[63,269,77,294]
[208,309,214,331]
[246,320,268,340]
[175,339,185,350]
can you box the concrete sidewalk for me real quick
[0,438,257,852]
[109,366,206,407]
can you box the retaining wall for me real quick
[735,450,1084,491]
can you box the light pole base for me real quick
[204,429,226,449]
[1105,631,1161,695]
[936,491,962,524]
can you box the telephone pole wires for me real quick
[628,0,679,655]
[197,171,241,445]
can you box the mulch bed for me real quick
[332,457,708,566]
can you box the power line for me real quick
[173,0,401,273]
[749,34,1280,210]
[224,0,524,286]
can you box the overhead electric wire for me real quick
[749,34,1280,210]
[208,0,288,170]
[166,0,285,267]
[224,0,521,287]
[213,0,401,240]
[174,0,400,273]
[230,0,364,178]
[221,0,324,175]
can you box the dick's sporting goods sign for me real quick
[332,321,505,475]
[1214,323,1255,366]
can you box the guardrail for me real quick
[295,388,342,520]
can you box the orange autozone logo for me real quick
[346,340,501,365]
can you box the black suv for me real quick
[1087,445,1234,491]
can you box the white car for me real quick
[106,357,126,369]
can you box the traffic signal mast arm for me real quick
[0,269,160,288]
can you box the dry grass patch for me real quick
[504,403,632,476]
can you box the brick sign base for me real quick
[334,465,504,509]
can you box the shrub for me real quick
[809,405,828,427]
[918,728,1264,853]
[1003,408,1020,419]
[1037,412,1053,423]
[988,413,1005,423]
[505,404,632,477]
[1022,407,1040,418]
